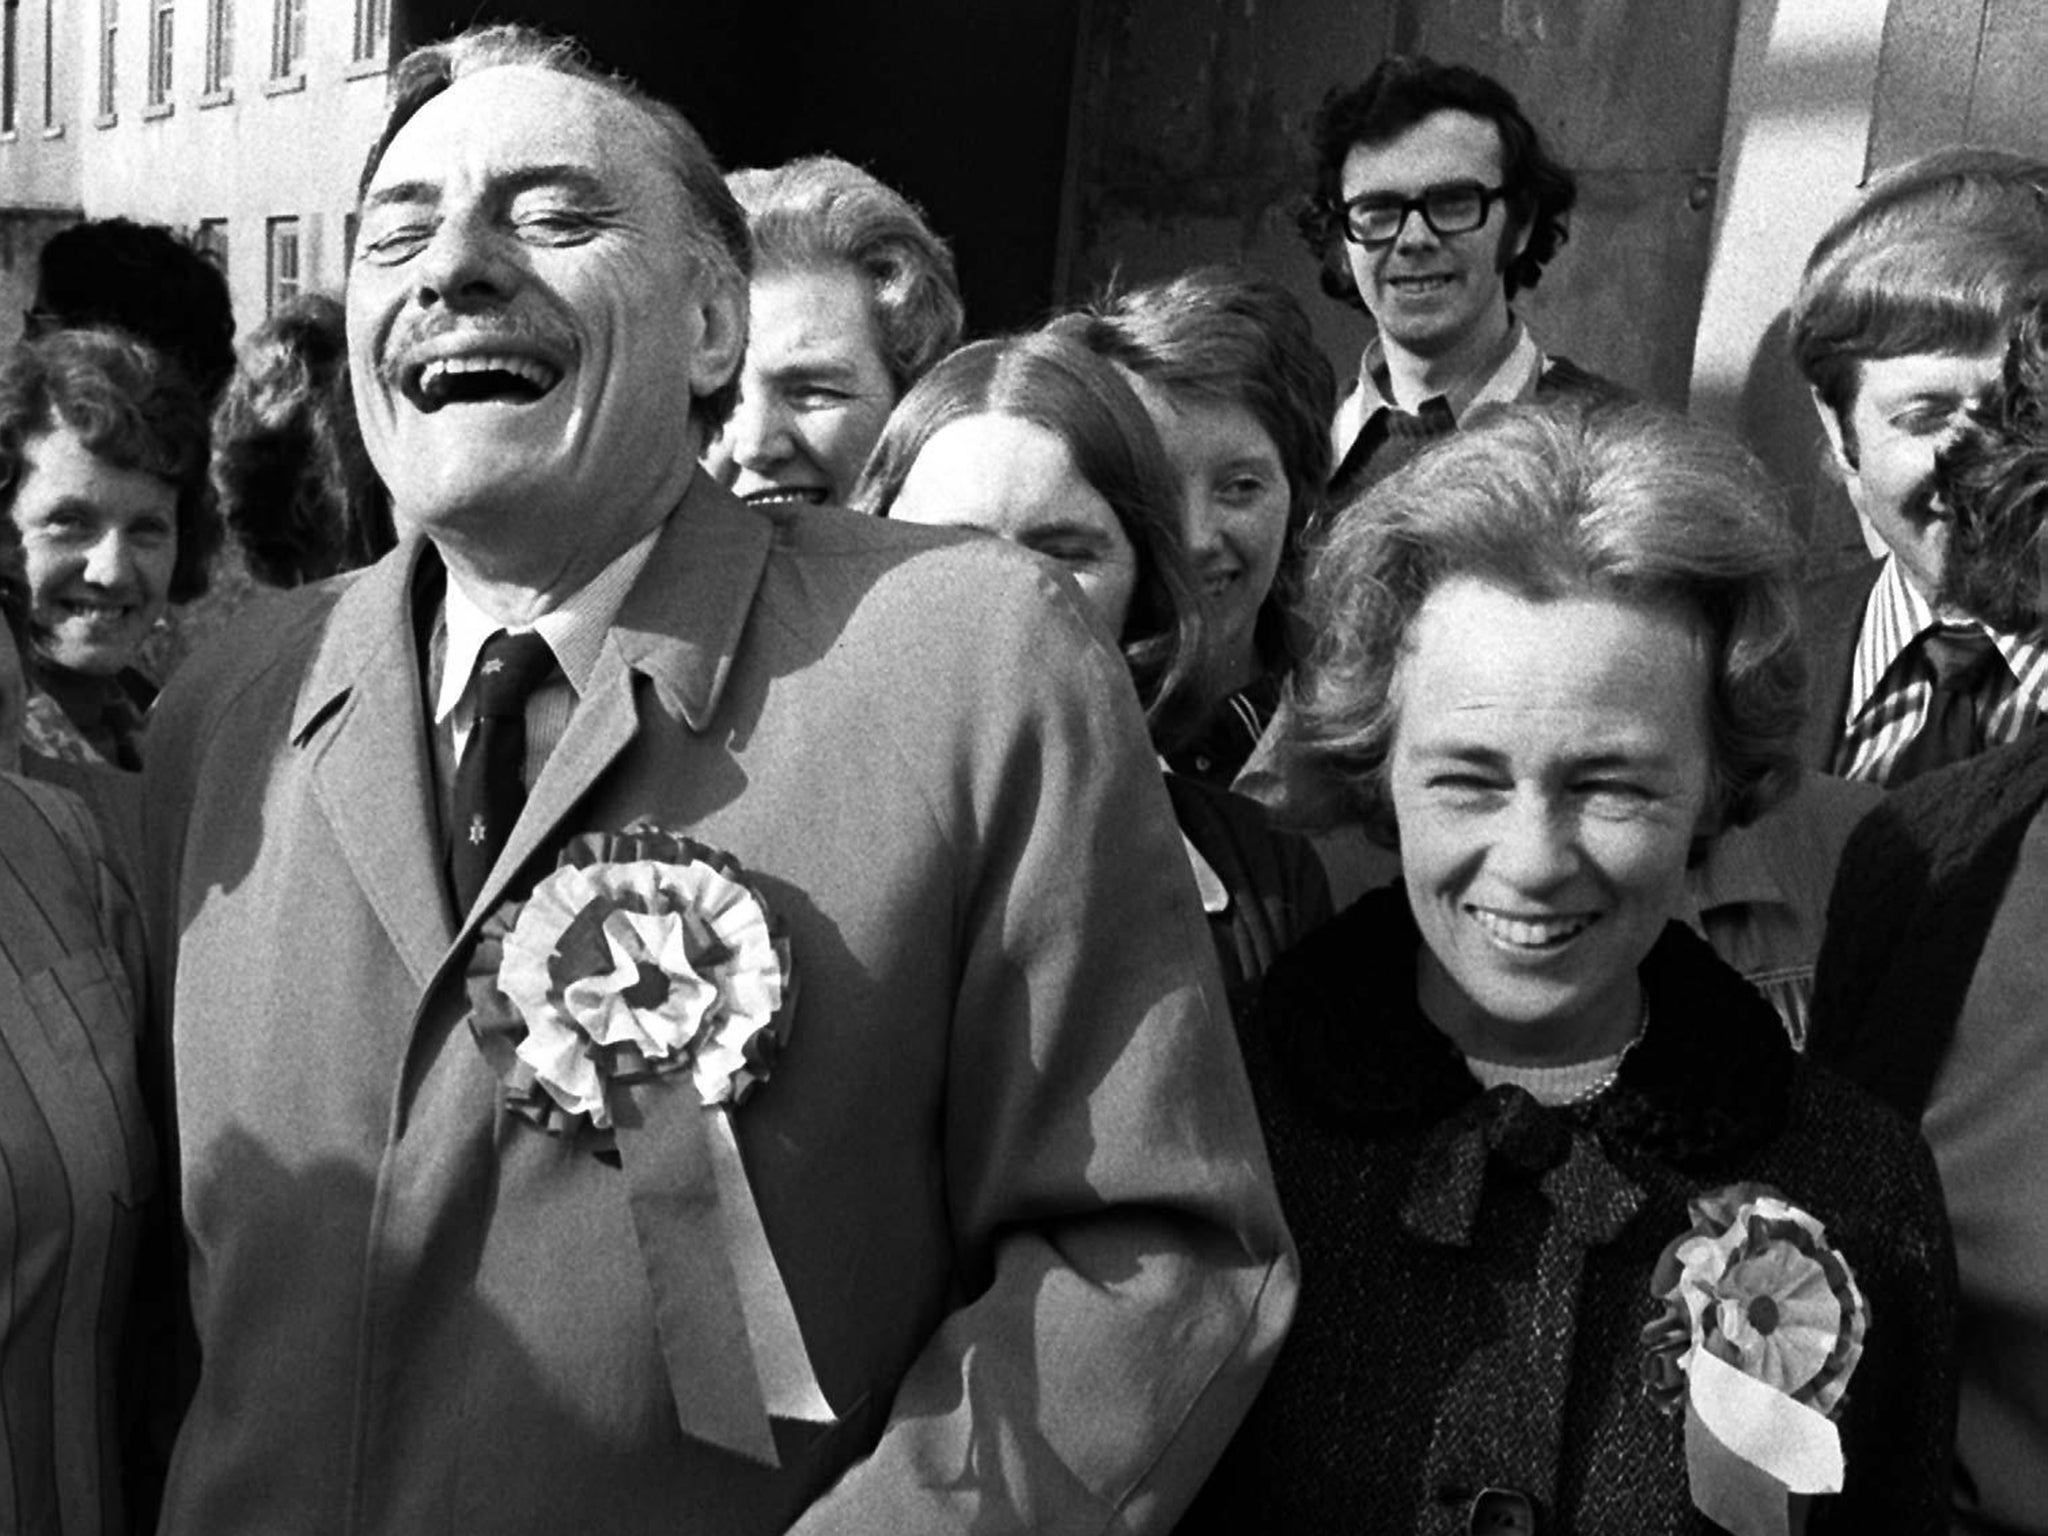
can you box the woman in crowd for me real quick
[211,292,394,590]
[0,328,214,770]
[0,509,157,1533]
[1055,268,1335,787]
[1189,401,1953,1531]
[851,330,1328,1009]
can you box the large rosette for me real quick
[1640,1182,1870,1536]
[463,827,824,1469]
[469,827,793,1132]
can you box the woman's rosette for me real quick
[1640,1182,1869,1536]
[468,827,795,1131]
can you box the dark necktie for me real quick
[98,690,147,772]
[447,629,557,914]
[1889,626,2003,785]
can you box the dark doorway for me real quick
[405,0,1087,337]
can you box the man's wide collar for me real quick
[290,471,773,746]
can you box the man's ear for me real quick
[1506,209,1535,270]
[1810,385,1861,478]
[687,277,748,403]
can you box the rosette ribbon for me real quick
[1641,1183,1869,1536]
[468,828,829,1467]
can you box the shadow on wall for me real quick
[1738,309,1868,579]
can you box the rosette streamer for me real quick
[467,827,827,1466]
[1641,1183,1869,1536]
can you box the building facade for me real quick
[0,0,404,341]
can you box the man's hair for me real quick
[728,156,964,396]
[1284,399,1804,845]
[1939,295,2048,632]
[1054,266,1336,674]
[211,293,396,588]
[1298,55,1577,308]
[30,218,237,407]
[850,330,1208,750]
[1790,148,2048,440]
[0,328,220,604]
[357,24,753,431]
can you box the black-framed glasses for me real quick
[1338,182,1508,246]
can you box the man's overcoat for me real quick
[142,477,1295,1535]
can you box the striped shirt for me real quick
[1836,556,2048,783]
[0,772,153,1536]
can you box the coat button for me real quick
[1468,1486,1537,1534]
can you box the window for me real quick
[204,0,231,94]
[41,0,54,127]
[266,216,301,314]
[98,0,116,119]
[351,0,387,63]
[4,1,19,134]
[195,218,229,279]
[147,0,173,106]
[269,0,304,79]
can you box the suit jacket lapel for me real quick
[1799,558,1880,772]
[292,540,457,993]
[445,473,775,950]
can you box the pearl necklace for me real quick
[1462,992,1651,1108]
[1559,992,1651,1107]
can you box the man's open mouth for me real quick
[408,354,564,411]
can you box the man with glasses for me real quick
[1300,56,1617,508]
[1789,149,2048,784]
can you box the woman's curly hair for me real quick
[211,294,394,587]
[1284,399,1805,847]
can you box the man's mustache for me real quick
[377,311,564,389]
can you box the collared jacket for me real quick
[0,772,154,1536]
[141,476,1296,1536]
[1186,886,1953,1534]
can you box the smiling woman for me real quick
[1054,268,1336,787]
[853,331,1330,1015]
[1183,400,1957,1533]
[0,328,213,770]
[705,155,963,511]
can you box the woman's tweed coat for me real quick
[1186,885,1956,1534]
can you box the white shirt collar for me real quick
[434,522,663,725]
[1331,320,1543,462]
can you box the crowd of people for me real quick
[3,24,2048,1536]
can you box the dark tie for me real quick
[447,629,557,914]
[99,690,147,772]
[1889,626,2003,785]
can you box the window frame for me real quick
[3,0,20,135]
[265,214,303,315]
[351,0,388,64]
[269,0,305,81]
[146,0,175,108]
[203,0,233,96]
[195,218,231,281]
[96,0,117,121]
